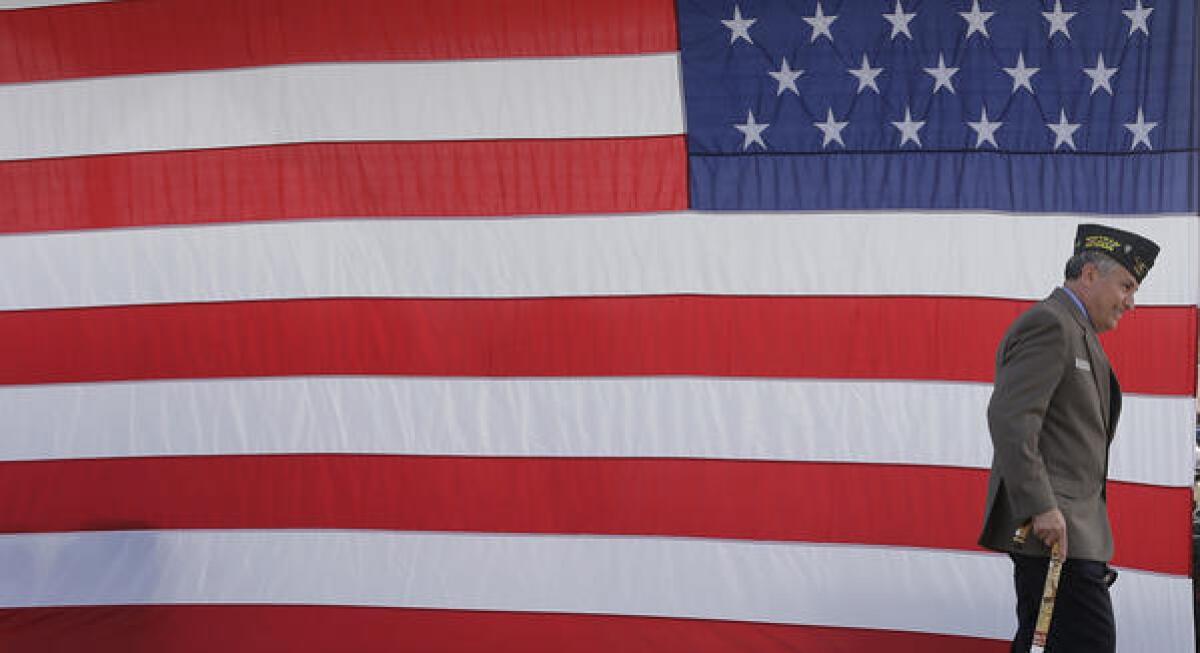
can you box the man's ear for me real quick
[1080,262,1098,284]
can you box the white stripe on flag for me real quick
[0,55,684,160]
[0,529,1190,651]
[0,213,1194,310]
[3,377,1191,487]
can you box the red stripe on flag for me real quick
[1107,481,1196,576]
[0,138,688,233]
[1,297,1192,395]
[0,0,679,84]
[0,605,1008,653]
[0,455,1187,574]
[1100,307,1196,396]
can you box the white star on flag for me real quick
[768,58,804,96]
[1003,52,1039,94]
[1042,0,1076,39]
[722,5,757,44]
[1124,107,1157,150]
[803,2,838,43]
[959,0,995,39]
[883,0,917,40]
[1046,109,1081,150]
[925,53,959,94]
[734,110,769,150]
[1123,0,1153,36]
[813,108,848,148]
[967,106,1003,148]
[848,54,883,94]
[1083,53,1118,95]
[891,106,925,147]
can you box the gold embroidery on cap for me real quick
[1083,235,1121,252]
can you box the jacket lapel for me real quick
[1085,330,1112,433]
[1108,369,1122,439]
[1050,288,1111,431]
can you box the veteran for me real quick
[978,223,1159,652]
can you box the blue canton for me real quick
[678,0,1197,213]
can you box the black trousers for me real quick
[1010,553,1117,653]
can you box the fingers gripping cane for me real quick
[1013,523,1064,653]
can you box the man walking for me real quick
[979,223,1159,652]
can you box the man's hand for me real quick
[1031,508,1067,559]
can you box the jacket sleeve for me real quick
[986,308,1066,520]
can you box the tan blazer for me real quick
[978,288,1121,562]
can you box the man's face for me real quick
[1080,262,1139,333]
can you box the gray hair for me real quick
[1064,250,1122,280]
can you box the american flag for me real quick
[0,0,1195,651]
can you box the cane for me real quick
[1012,523,1064,653]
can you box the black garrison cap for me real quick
[1074,223,1160,283]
